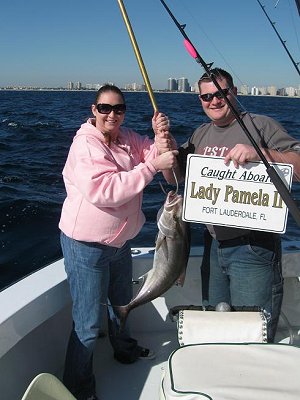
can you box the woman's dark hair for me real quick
[95,84,125,104]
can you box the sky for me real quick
[1,0,300,89]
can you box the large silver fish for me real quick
[116,190,190,329]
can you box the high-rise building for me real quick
[177,77,190,92]
[267,86,277,96]
[167,78,178,91]
[85,83,102,90]
[278,88,286,96]
[258,87,267,96]
[240,85,249,95]
[192,81,199,93]
[286,86,296,97]
[251,86,259,96]
[67,81,74,90]
[124,82,145,91]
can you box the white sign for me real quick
[183,155,293,234]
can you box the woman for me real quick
[59,84,177,400]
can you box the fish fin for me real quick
[156,205,164,223]
[138,272,147,282]
[155,235,166,251]
[175,229,191,287]
[135,272,149,296]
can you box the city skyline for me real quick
[1,0,300,89]
[2,75,299,96]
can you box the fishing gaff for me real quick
[117,0,158,111]
[117,0,179,190]
[159,0,300,227]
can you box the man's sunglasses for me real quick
[96,103,126,115]
[199,87,231,102]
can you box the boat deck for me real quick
[94,329,178,400]
[91,323,300,400]
[2,243,300,399]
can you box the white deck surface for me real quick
[94,329,178,400]
[90,324,300,400]
[93,325,300,399]
[1,243,300,399]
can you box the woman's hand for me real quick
[150,150,178,171]
[152,112,170,135]
[155,131,177,154]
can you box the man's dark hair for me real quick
[198,68,234,91]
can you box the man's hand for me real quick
[224,144,260,168]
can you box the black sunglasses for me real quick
[200,87,231,102]
[96,103,126,115]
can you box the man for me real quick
[155,67,300,341]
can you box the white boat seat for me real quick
[21,373,76,400]
[176,308,268,346]
[160,308,285,399]
[160,342,300,400]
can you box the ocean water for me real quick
[0,90,300,290]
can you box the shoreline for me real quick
[0,88,299,99]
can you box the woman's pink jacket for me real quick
[59,119,158,248]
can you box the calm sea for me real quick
[1,90,300,290]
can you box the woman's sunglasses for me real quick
[200,87,231,102]
[96,103,126,115]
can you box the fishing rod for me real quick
[256,0,300,76]
[295,0,300,16]
[117,0,158,111]
[159,0,300,227]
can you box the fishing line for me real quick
[159,171,179,195]
[159,1,300,170]
[170,0,245,90]
[159,0,300,227]
[287,0,300,53]
[257,0,300,76]
[169,0,294,162]
[168,1,299,146]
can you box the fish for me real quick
[115,190,190,329]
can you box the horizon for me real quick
[1,87,299,99]
[1,80,299,92]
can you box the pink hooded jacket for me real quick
[59,118,158,248]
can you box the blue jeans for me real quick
[201,230,283,342]
[60,232,141,399]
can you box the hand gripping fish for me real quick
[115,190,190,330]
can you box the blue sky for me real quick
[1,0,299,89]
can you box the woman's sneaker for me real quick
[138,347,156,360]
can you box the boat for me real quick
[1,1,300,399]
[1,239,300,399]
